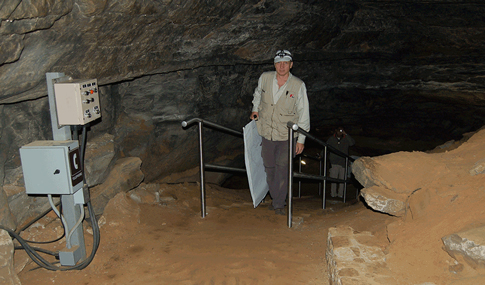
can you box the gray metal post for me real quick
[288,128,295,228]
[298,156,302,198]
[318,156,322,196]
[198,121,207,218]
[46,72,86,265]
[323,146,328,209]
[59,195,86,265]
[343,157,349,203]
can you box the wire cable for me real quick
[19,232,65,245]
[66,205,85,249]
[7,123,101,271]
[3,201,101,271]
[14,245,58,257]
[48,194,70,248]
[15,200,61,234]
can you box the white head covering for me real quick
[274,50,292,63]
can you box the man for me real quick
[250,50,310,215]
[326,127,355,198]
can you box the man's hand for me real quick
[250,112,259,120]
[295,142,304,155]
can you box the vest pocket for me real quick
[283,96,296,114]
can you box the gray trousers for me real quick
[329,164,345,198]
[261,138,289,209]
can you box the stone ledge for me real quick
[326,226,397,285]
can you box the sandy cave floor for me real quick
[14,131,485,285]
[14,182,395,285]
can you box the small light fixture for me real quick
[301,160,306,165]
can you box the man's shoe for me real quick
[268,203,274,210]
[275,208,285,215]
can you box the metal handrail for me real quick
[297,153,322,198]
[182,118,243,137]
[182,118,245,218]
[287,122,356,228]
[182,117,357,229]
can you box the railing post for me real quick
[318,155,322,196]
[323,145,328,209]
[288,127,295,228]
[298,156,302,198]
[343,157,349,203]
[184,118,356,227]
[198,121,206,218]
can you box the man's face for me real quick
[274,61,293,77]
[335,128,344,138]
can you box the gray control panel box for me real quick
[20,140,83,195]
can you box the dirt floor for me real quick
[14,182,394,285]
[13,128,485,284]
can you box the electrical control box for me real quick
[54,79,101,125]
[19,140,83,195]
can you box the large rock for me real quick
[2,166,59,228]
[113,70,248,182]
[326,226,397,285]
[0,229,20,285]
[442,226,485,269]
[352,150,456,216]
[128,183,160,205]
[84,133,116,187]
[90,157,144,216]
[359,186,407,217]
[0,189,16,230]
[352,152,448,194]
[101,192,141,227]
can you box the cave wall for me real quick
[111,65,260,181]
[2,0,485,227]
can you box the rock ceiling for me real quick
[1,0,485,175]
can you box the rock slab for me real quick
[0,229,21,285]
[326,226,397,285]
[442,226,485,269]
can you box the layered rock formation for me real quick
[346,128,485,283]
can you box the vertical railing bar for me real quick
[323,145,328,209]
[198,121,206,218]
[318,155,322,196]
[184,119,357,226]
[298,156,302,198]
[288,128,295,228]
[343,157,349,203]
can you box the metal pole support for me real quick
[46,72,86,265]
[287,126,296,228]
[323,145,328,209]
[343,157,349,203]
[198,121,207,218]
[298,156,302,198]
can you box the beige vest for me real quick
[256,71,303,141]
